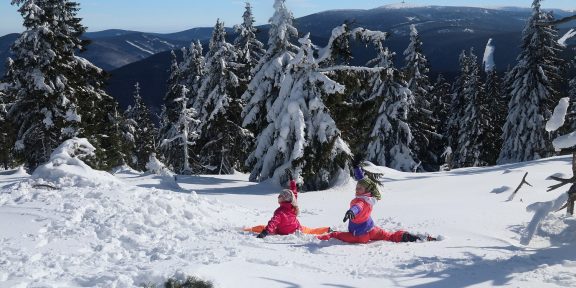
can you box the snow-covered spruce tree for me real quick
[452,48,489,168]
[319,25,407,169]
[241,0,298,139]
[570,74,576,131]
[402,24,435,171]
[317,24,370,155]
[249,33,350,189]
[5,0,124,170]
[498,0,564,164]
[233,2,265,87]
[446,51,472,156]
[123,82,157,171]
[158,51,180,166]
[85,94,129,170]
[0,81,16,169]
[366,42,417,171]
[180,40,205,112]
[428,74,452,169]
[243,0,299,181]
[430,74,452,135]
[158,51,198,174]
[195,19,252,174]
[482,39,505,165]
[159,86,199,174]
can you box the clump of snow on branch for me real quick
[31,138,122,188]
[546,97,573,150]
[146,153,182,190]
[546,97,569,132]
[146,153,175,178]
[558,29,576,48]
[482,38,495,72]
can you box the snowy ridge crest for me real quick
[376,3,428,10]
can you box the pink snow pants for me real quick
[317,227,405,243]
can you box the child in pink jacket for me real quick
[318,164,436,243]
[246,172,330,238]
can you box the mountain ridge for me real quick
[1,6,574,113]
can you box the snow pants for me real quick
[317,227,406,243]
[244,225,330,235]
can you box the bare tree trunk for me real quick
[572,152,576,176]
[569,152,576,215]
[508,172,532,201]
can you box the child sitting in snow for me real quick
[245,171,331,238]
[317,161,436,243]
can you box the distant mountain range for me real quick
[0,27,226,74]
[1,6,574,115]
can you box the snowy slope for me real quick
[1,155,575,287]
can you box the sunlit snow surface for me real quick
[1,151,575,287]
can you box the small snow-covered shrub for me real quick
[163,276,213,288]
[31,137,122,187]
[142,275,213,288]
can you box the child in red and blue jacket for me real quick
[318,164,436,243]
[245,171,330,238]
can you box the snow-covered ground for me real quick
[1,148,575,287]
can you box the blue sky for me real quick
[0,0,574,36]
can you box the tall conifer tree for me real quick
[498,0,564,164]
[402,24,434,170]
[428,74,452,169]
[5,0,123,170]
[0,81,15,169]
[242,0,298,181]
[248,33,350,189]
[446,51,471,155]
[482,39,505,165]
[366,43,417,171]
[233,2,265,86]
[195,20,251,174]
[452,49,488,168]
[124,83,157,171]
[181,41,205,112]
[158,51,198,173]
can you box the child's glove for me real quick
[343,210,355,222]
[352,153,363,167]
[256,230,269,238]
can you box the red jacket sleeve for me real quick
[265,208,282,233]
[289,179,298,199]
